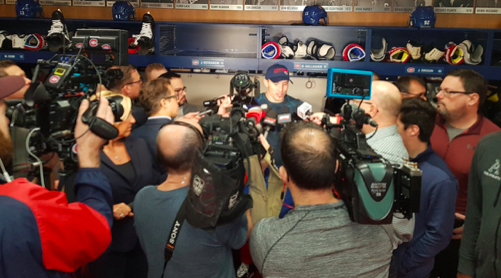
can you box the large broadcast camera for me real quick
[5,29,130,185]
[323,68,422,225]
[185,72,264,230]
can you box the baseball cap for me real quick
[0,76,26,100]
[265,64,293,84]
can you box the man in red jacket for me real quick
[0,75,115,278]
[430,69,500,278]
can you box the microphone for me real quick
[246,106,266,123]
[343,102,378,127]
[297,102,313,120]
[277,106,292,125]
[262,110,278,138]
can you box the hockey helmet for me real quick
[112,1,135,21]
[409,6,436,28]
[16,0,43,18]
[303,5,328,26]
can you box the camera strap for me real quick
[161,199,187,278]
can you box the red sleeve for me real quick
[1,179,111,272]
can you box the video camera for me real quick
[322,68,422,225]
[184,72,265,230]
[5,30,130,183]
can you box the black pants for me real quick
[87,243,148,278]
[429,239,461,278]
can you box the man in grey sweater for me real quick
[249,122,396,278]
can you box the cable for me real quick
[366,125,378,140]
[0,157,12,183]
[25,127,45,188]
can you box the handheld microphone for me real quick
[262,110,278,138]
[343,102,378,127]
[277,106,292,125]
[297,102,313,120]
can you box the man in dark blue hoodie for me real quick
[393,97,458,278]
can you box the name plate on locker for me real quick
[293,62,328,70]
[0,54,25,61]
[406,66,444,75]
[192,59,225,67]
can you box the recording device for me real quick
[6,34,130,182]
[326,68,372,99]
[72,28,129,65]
[197,109,213,117]
[322,68,421,225]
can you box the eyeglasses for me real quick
[164,93,180,100]
[125,79,143,86]
[437,88,475,97]
[174,86,187,94]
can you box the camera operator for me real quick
[0,76,114,277]
[351,81,409,165]
[393,98,458,278]
[134,119,248,278]
[250,122,395,278]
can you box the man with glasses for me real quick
[130,78,180,162]
[430,69,500,278]
[159,72,201,119]
[107,65,147,129]
[394,76,428,101]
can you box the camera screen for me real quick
[326,68,373,100]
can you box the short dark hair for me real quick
[107,65,137,92]
[0,60,17,77]
[145,63,166,80]
[394,76,426,94]
[139,78,174,116]
[281,122,336,191]
[399,98,437,143]
[446,69,487,109]
[157,122,201,172]
[158,71,181,83]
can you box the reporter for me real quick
[0,75,114,277]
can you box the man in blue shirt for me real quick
[255,63,303,218]
[134,119,247,278]
[394,97,458,278]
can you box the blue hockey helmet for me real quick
[112,1,136,21]
[409,6,436,28]
[303,5,328,26]
[15,0,43,18]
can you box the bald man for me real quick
[352,81,409,164]
[133,120,247,278]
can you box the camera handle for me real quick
[81,101,119,141]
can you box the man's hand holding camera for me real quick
[75,99,114,168]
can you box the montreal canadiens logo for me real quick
[407,67,416,73]
[72,144,78,154]
[294,64,301,69]
[89,39,98,47]
[101,44,111,50]
[49,75,60,83]
[75,43,83,49]
[192,60,200,66]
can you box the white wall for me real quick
[179,73,328,112]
